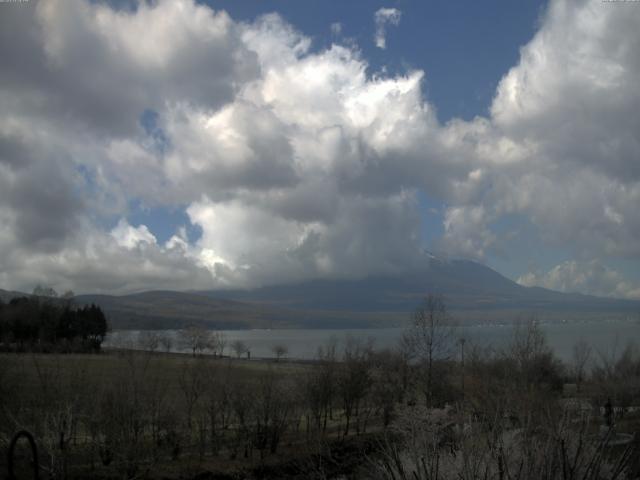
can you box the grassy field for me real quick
[1,331,639,479]
[0,350,382,479]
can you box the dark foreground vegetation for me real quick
[0,295,108,353]
[0,295,639,479]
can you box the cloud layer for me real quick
[0,0,639,297]
[374,7,402,49]
[518,260,640,300]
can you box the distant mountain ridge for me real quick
[199,258,639,313]
[3,258,639,329]
[0,289,29,303]
[73,291,278,330]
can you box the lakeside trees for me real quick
[179,326,227,357]
[0,296,107,352]
[1,294,639,478]
[231,339,248,358]
[404,294,457,407]
[272,343,289,362]
[2,321,638,479]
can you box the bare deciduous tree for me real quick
[271,343,288,362]
[405,294,456,407]
[300,338,338,435]
[338,336,373,436]
[203,362,232,456]
[592,340,640,416]
[159,333,173,353]
[138,331,160,353]
[253,369,293,457]
[209,331,227,358]
[370,406,637,480]
[231,339,248,358]
[369,349,406,427]
[508,316,563,391]
[179,325,211,357]
[571,338,592,392]
[229,380,255,459]
[178,359,208,431]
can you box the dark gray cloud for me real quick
[0,0,259,137]
[0,130,83,251]
[6,163,82,251]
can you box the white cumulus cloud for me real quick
[111,219,157,250]
[374,8,402,49]
[518,260,640,300]
[0,0,639,297]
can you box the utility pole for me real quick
[459,337,466,404]
[458,336,466,434]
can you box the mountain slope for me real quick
[74,290,405,330]
[200,258,640,315]
[74,291,285,330]
[0,289,29,303]
[7,258,640,330]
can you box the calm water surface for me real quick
[105,319,640,362]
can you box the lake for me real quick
[104,319,640,363]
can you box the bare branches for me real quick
[272,344,288,362]
[404,294,457,407]
[231,339,248,358]
[571,339,592,392]
[178,326,226,357]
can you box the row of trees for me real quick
[0,296,108,352]
[3,318,638,478]
[136,327,228,357]
[1,294,638,478]
[136,327,291,361]
[127,295,638,425]
[369,295,640,479]
[0,340,404,478]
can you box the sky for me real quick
[0,0,639,299]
